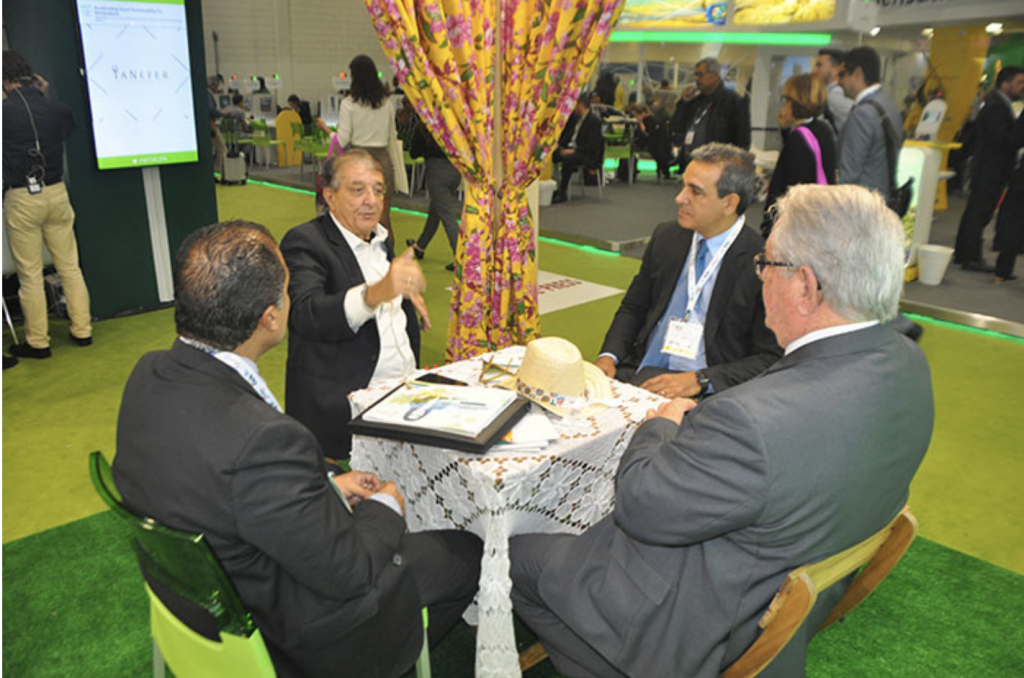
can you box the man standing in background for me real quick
[836,46,902,197]
[3,50,93,361]
[953,66,1024,273]
[670,57,751,173]
[813,48,853,134]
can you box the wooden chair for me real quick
[721,506,918,678]
[520,507,918,677]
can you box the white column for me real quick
[141,166,174,302]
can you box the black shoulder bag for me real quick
[864,98,913,217]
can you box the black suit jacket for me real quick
[600,221,781,392]
[281,214,421,456]
[113,341,424,678]
[971,90,1017,182]
[558,110,605,169]
[671,84,752,151]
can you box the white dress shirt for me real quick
[331,214,416,382]
[785,320,879,356]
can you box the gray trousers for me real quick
[510,534,630,678]
[415,157,462,254]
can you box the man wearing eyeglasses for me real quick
[594,143,780,399]
[669,57,751,173]
[510,184,933,678]
[835,46,902,198]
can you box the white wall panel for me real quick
[200,0,391,115]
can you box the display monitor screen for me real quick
[75,0,199,170]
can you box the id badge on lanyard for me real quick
[662,317,703,360]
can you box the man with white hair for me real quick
[670,56,751,172]
[510,184,934,678]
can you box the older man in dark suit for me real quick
[595,143,781,399]
[670,57,751,172]
[114,221,480,678]
[282,150,430,459]
[510,184,934,678]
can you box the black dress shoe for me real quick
[961,259,995,273]
[3,355,18,370]
[10,343,51,359]
[70,333,93,347]
[405,239,425,260]
[551,191,567,204]
[993,274,1018,283]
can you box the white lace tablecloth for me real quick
[349,347,664,678]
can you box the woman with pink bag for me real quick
[761,73,837,238]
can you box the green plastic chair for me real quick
[248,119,286,168]
[89,452,276,678]
[90,452,433,678]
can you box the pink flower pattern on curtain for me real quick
[365,0,624,361]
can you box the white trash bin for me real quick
[917,244,954,286]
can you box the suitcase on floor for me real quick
[222,151,247,185]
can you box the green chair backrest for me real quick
[290,121,306,139]
[249,119,268,138]
[89,452,275,677]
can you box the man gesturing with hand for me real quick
[282,149,430,459]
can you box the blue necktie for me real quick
[694,238,708,280]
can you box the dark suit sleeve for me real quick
[613,397,768,545]
[600,225,673,363]
[733,95,751,150]
[577,115,605,167]
[232,417,406,599]
[281,224,362,343]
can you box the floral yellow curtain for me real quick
[497,0,625,350]
[365,0,624,361]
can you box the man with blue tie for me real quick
[595,143,781,398]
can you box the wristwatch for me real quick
[695,369,711,396]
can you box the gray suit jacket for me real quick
[536,324,933,677]
[838,88,902,195]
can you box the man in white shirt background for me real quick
[281,149,430,459]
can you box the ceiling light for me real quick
[921,28,934,38]
[986,23,1003,35]
[869,26,881,37]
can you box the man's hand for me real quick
[377,481,406,517]
[645,397,698,425]
[594,355,617,379]
[640,371,701,399]
[316,118,332,135]
[681,85,698,102]
[366,248,426,304]
[331,471,383,506]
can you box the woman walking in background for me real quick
[318,54,398,239]
[761,73,836,238]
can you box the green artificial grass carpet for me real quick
[4,510,1022,677]
[4,181,1024,677]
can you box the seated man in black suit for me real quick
[552,93,604,203]
[282,150,430,459]
[113,221,481,678]
[594,143,781,398]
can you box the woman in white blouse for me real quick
[318,54,398,239]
